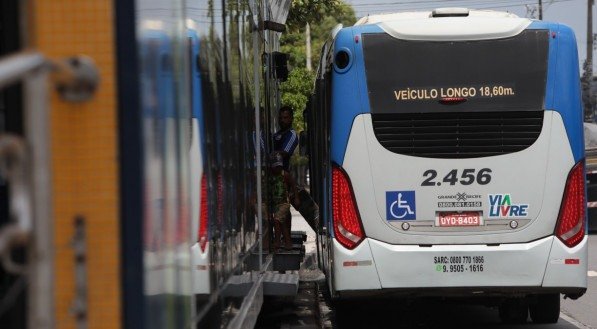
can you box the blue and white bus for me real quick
[309,8,587,324]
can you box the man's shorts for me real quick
[273,203,291,223]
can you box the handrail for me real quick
[0,50,98,329]
[0,52,47,89]
[0,50,53,329]
[0,51,98,102]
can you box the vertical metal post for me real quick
[306,23,312,71]
[588,0,594,77]
[254,17,263,270]
[20,0,54,325]
[538,0,543,20]
[24,67,54,329]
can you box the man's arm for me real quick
[280,130,298,157]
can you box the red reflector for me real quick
[343,261,358,267]
[565,259,580,265]
[556,161,586,248]
[332,166,365,250]
[198,173,209,252]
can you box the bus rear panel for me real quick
[319,10,588,301]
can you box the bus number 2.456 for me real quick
[421,168,492,186]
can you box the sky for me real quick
[346,0,596,73]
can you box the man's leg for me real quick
[273,219,281,251]
[285,205,293,249]
[275,203,292,250]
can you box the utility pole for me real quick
[538,0,543,19]
[306,23,312,71]
[588,0,593,74]
[584,0,595,120]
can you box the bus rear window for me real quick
[362,30,549,113]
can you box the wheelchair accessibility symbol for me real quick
[386,191,416,220]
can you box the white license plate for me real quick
[437,211,482,227]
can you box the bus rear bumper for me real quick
[332,236,587,297]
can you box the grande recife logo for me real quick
[488,194,529,218]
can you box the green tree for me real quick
[282,1,356,70]
[285,0,343,31]
[280,67,315,132]
[280,1,356,132]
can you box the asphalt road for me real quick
[291,212,597,329]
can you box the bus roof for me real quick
[353,8,533,41]
[355,8,521,25]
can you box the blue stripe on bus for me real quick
[551,24,585,162]
[329,25,384,236]
[330,25,382,165]
[531,22,584,162]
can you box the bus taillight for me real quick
[332,166,365,249]
[199,173,209,252]
[556,161,586,248]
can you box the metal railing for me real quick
[0,50,98,329]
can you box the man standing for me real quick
[273,106,299,248]
[273,106,298,172]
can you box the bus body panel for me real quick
[546,24,585,162]
[330,27,369,165]
[332,236,587,294]
[192,242,210,295]
[542,237,588,288]
[330,23,585,166]
[320,12,588,299]
[369,237,551,288]
[343,112,575,245]
[331,239,382,291]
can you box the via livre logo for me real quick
[488,194,529,218]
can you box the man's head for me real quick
[278,106,294,131]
